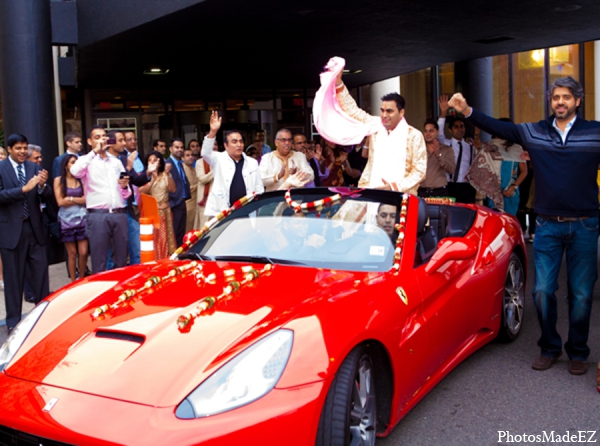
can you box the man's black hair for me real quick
[224,130,243,144]
[423,118,439,131]
[6,133,28,148]
[448,116,466,128]
[380,93,406,111]
[86,125,105,139]
[107,129,123,139]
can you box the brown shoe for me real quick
[532,352,562,371]
[569,360,588,375]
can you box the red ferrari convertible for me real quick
[0,188,525,446]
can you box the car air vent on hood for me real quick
[95,330,144,344]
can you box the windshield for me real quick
[187,189,404,272]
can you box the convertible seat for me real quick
[416,198,438,262]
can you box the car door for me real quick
[413,233,481,372]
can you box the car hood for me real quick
[6,260,364,407]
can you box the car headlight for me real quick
[0,301,49,371]
[176,329,294,419]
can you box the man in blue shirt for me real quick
[449,76,600,376]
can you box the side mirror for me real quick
[424,237,477,275]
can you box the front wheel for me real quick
[498,253,525,342]
[316,346,377,446]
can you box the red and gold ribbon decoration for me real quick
[170,192,257,259]
[284,188,342,214]
[391,194,409,274]
[177,264,274,331]
[91,261,199,319]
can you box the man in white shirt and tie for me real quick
[437,96,476,203]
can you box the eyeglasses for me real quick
[277,138,293,143]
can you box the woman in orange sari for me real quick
[139,151,177,259]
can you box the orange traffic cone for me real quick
[140,217,155,263]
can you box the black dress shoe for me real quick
[24,295,36,303]
[7,326,14,335]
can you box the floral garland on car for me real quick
[391,194,409,274]
[170,192,257,259]
[91,261,199,319]
[176,263,274,332]
[284,188,342,214]
[91,262,274,325]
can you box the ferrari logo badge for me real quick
[396,287,408,306]
[42,398,59,412]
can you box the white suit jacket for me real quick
[201,136,264,216]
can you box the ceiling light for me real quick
[342,69,363,75]
[143,67,170,75]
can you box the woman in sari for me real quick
[467,119,527,215]
[320,139,346,187]
[139,151,177,259]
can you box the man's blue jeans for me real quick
[532,216,598,361]
[106,213,140,269]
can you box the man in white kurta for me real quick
[259,129,314,192]
[335,83,426,194]
[313,57,426,195]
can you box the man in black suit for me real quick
[166,138,190,246]
[0,134,52,333]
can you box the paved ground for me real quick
[0,263,72,329]
[1,243,600,445]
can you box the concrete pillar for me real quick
[0,0,58,171]
[370,76,401,117]
[594,41,600,120]
[455,57,494,140]
[465,57,494,117]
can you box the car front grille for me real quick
[0,424,73,446]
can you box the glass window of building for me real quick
[549,44,579,84]
[492,55,510,119]
[400,68,431,129]
[512,49,545,123]
[439,63,455,95]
